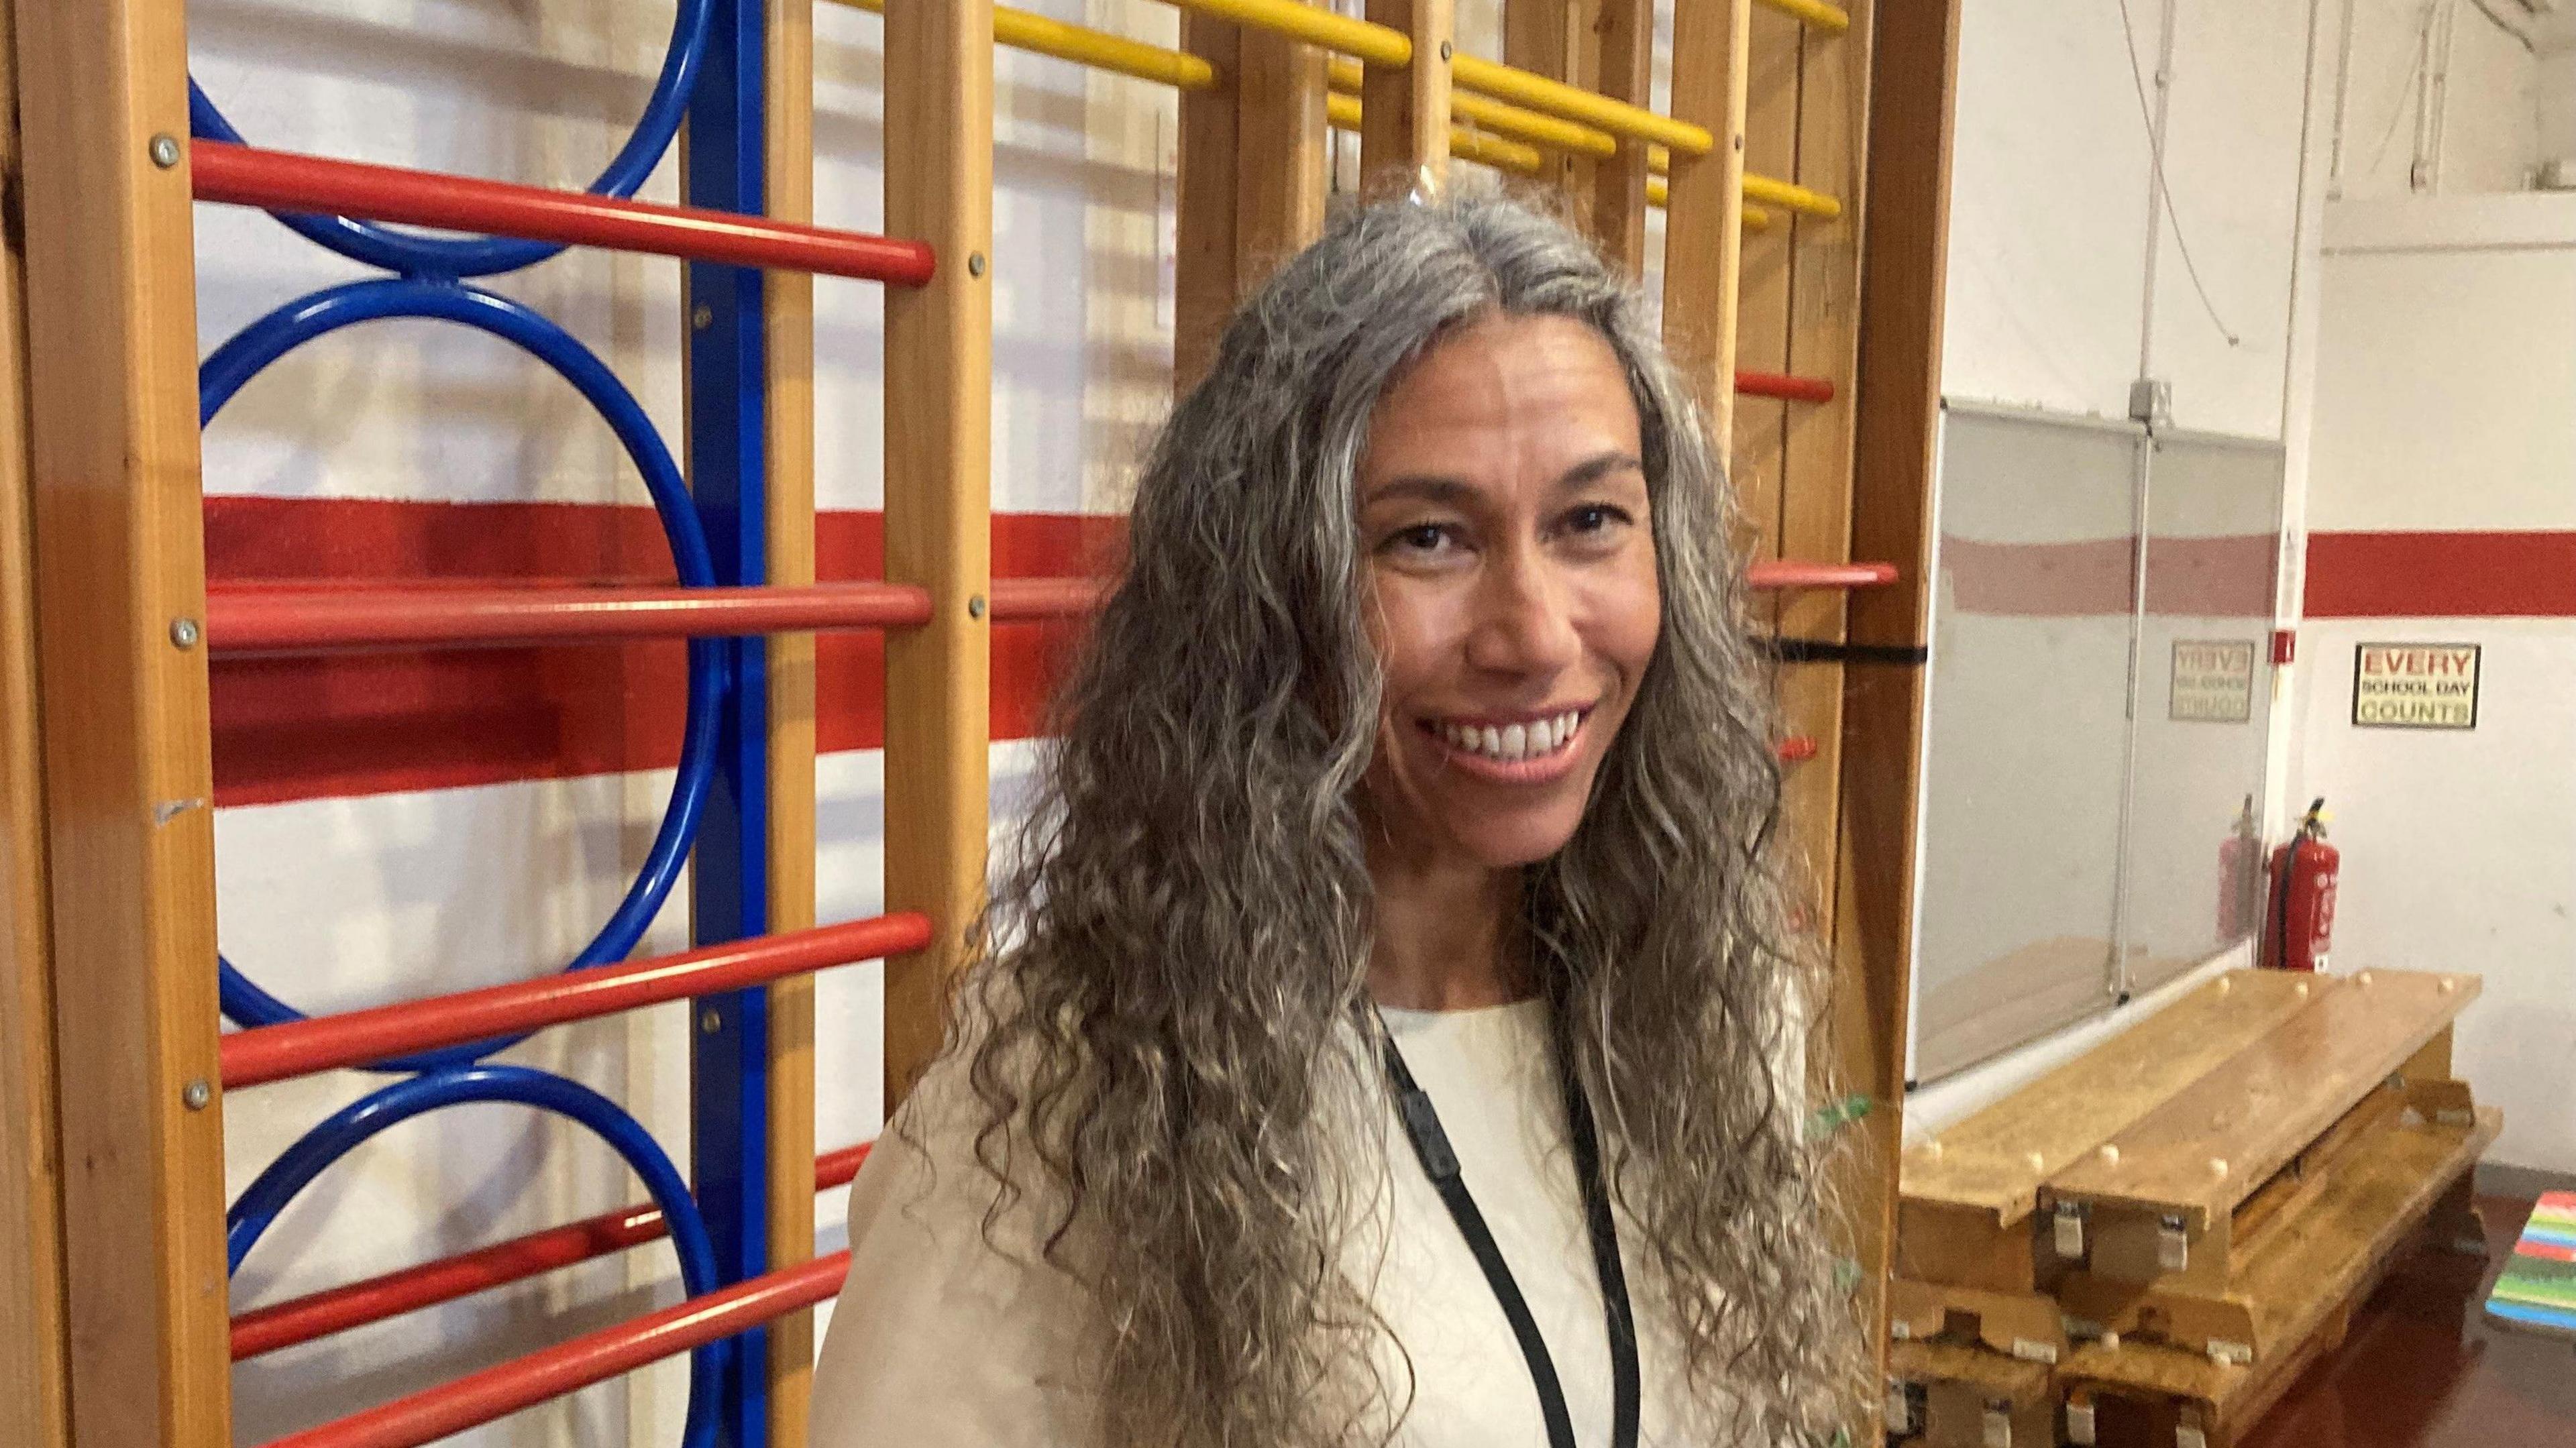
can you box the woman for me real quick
[810,194,1863,1447]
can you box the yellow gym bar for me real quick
[1325,93,1547,176]
[1332,59,1624,160]
[830,0,1221,91]
[1737,172,1842,219]
[1165,0,1411,65]
[831,0,1816,225]
[1448,53,1711,154]
[1325,60,1834,221]
[1170,0,1849,48]
[1159,0,1701,152]
[1645,144,1843,219]
[1766,0,1852,32]
[1320,88,1770,227]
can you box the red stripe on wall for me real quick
[204,498,1122,807]
[2304,531,2576,619]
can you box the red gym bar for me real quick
[232,1144,875,1361]
[220,914,932,1089]
[1734,368,1837,404]
[204,581,936,655]
[1747,560,1898,590]
[191,140,939,285]
[256,1251,854,1448]
[990,575,1104,620]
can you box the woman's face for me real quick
[1354,311,1662,873]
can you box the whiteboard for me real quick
[1912,406,2143,1082]
[2121,431,2283,993]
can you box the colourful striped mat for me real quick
[2486,1191,2576,1341]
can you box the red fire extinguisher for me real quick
[2218,794,2262,941]
[2263,798,2338,973]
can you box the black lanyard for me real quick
[1375,1011,1640,1448]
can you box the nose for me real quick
[1462,541,1582,679]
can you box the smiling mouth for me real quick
[1419,707,1591,765]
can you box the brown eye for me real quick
[1563,504,1633,537]
[1381,522,1460,559]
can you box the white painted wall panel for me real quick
[1941,0,2326,438]
[1941,0,2154,419]
[2290,618,2576,1175]
[2294,227,2576,1175]
[2333,0,2542,200]
[2541,44,2576,158]
[2436,5,2545,192]
[2149,0,2313,438]
[2308,235,2576,531]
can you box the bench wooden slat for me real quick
[1902,969,2320,1224]
[2239,1106,2498,1349]
[2047,969,2477,1226]
[2058,1105,2496,1442]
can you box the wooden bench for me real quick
[1886,967,2493,1448]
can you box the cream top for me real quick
[808,1000,1699,1447]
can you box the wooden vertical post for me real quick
[1232,13,1328,286]
[1174,13,1244,392]
[1503,0,1598,199]
[1660,0,1752,447]
[1359,0,1452,200]
[1777,10,1870,922]
[1176,5,1330,395]
[1585,0,1654,276]
[11,0,232,1441]
[1839,0,1958,1429]
[882,0,996,1107]
[1729,8,1798,559]
[0,5,71,1441]
[763,0,820,1433]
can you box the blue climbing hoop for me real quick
[184,0,712,279]
[226,1065,724,1448]
[204,278,724,1072]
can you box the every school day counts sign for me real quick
[2170,640,2257,722]
[2353,643,2481,730]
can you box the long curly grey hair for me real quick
[941,192,1864,1445]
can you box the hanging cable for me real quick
[2112,0,2242,348]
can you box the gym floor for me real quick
[2241,1192,2576,1447]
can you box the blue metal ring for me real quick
[205,278,724,1072]
[184,0,712,280]
[226,1065,722,1448]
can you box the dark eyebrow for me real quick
[1359,476,1478,510]
[1558,451,1646,491]
[1360,452,1644,510]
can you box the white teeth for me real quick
[1439,710,1584,761]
